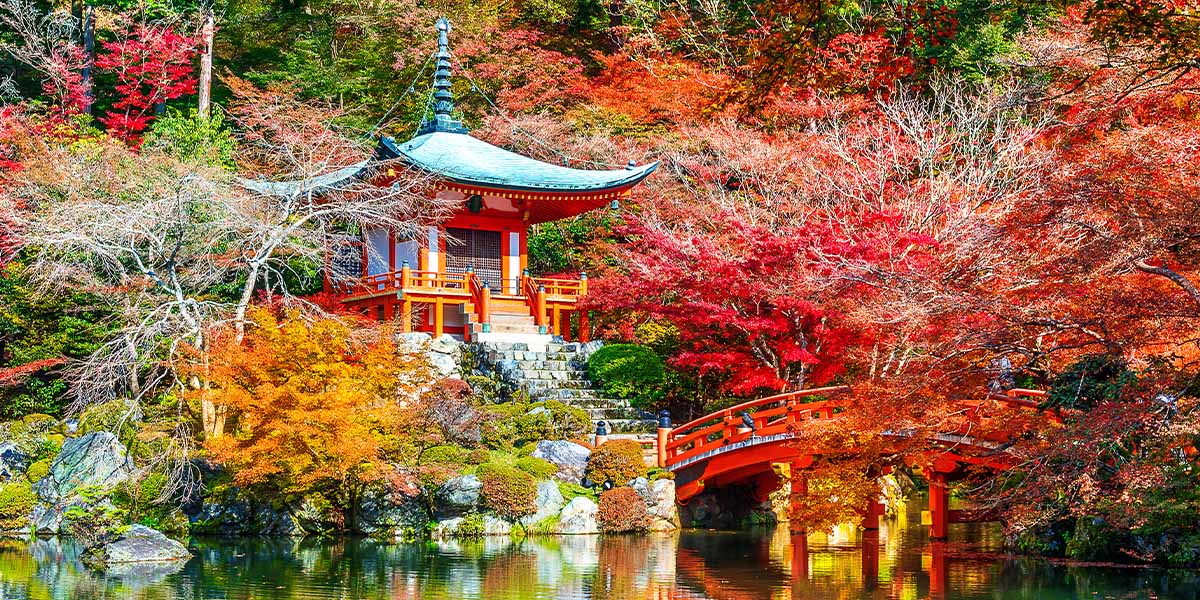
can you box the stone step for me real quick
[600,419,658,434]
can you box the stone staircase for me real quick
[472,340,657,433]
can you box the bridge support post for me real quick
[929,472,949,540]
[861,528,880,590]
[861,497,886,530]
[790,532,809,582]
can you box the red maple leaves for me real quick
[95,25,199,142]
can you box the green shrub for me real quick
[587,344,665,409]
[143,108,237,169]
[25,458,51,483]
[466,375,502,404]
[478,463,538,522]
[480,401,591,450]
[77,400,139,440]
[0,480,37,531]
[515,456,557,480]
[456,512,486,538]
[586,440,648,487]
[557,481,598,502]
[597,487,650,533]
[421,445,468,465]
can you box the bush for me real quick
[25,458,51,483]
[465,448,490,465]
[480,401,591,450]
[586,440,647,487]
[0,480,37,531]
[143,108,237,169]
[421,445,468,465]
[587,344,665,409]
[478,463,538,522]
[456,512,486,538]
[515,456,557,480]
[597,487,650,533]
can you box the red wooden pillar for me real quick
[579,310,590,342]
[928,541,948,599]
[861,529,880,590]
[861,497,885,530]
[929,471,949,540]
[790,532,809,582]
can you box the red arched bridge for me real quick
[650,385,1051,539]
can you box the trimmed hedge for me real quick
[587,344,665,409]
[480,401,590,450]
[586,440,648,487]
[478,463,538,522]
[597,487,651,533]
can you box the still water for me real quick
[1,507,1197,599]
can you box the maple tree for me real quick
[94,24,199,142]
[197,308,427,529]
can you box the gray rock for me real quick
[632,478,680,532]
[396,332,433,350]
[41,432,136,502]
[556,496,598,534]
[0,442,30,482]
[30,503,65,534]
[530,440,591,483]
[357,486,429,536]
[427,352,459,378]
[429,334,461,355]
[292,495,342,534]
[520,480,565,528]
[93,524,190,564]
[430,515,511,538]
[435,474,482,518]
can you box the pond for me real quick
[1,502,1196,599]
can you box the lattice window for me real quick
[445,228,503,289]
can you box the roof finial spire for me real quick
[419,17,468,135]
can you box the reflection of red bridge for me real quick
[655,386,1050,539]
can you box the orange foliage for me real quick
[195,308,426,517]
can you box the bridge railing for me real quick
[664,385,852,470]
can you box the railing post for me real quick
[579,271,587,296]
[480,283,491,333]
[536,285,548,331]
[400,261,411,290]
[465,264,474,292]
[656,410,672,468]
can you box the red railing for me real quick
[664,386,851,469]
[530,276,587,298]
[340,267,471,297]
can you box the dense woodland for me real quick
[1,0,1199,565]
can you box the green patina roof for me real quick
[378,133,658,193]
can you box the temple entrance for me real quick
[445,228,503,289]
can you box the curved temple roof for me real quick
[378,133,658,194]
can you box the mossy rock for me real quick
[77,400,141,440]
[421,445,468,466]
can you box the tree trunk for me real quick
[198,12,214,119]
[80,6,94,115]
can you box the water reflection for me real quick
[1,505,1196,599]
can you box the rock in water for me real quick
[91,525,190,566]
[530,440,591,483]
[0,442,30,482]
[41,432,137,501]
[557,496,599,534]
[631,477,680,531]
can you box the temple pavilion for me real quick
[249,18,657,344]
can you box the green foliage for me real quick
[480,401,591,450]
[477,463,538,522]
[1045,354,1137,411]
[527,212,617,275]
[585,440,647,487]
[77,400,140,441]
[0,262,112,419]
[421,445,469,466]
[455,512,486,538]
[465,448,490,465]
[1065,517,1124,562]
[0,480,36,531]
[514,456,557,480]
[647,467,674,481]
[588,344,666,409]
[466,375,502,404]
[143,109,238,169]
[64,492,129,551]
[24,458,51,483]
[557,481,598,502]
[596,486,650,533]
[111,472,190,536]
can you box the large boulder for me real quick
[556,496,599,534]
[39,432,136,502]
[357,485,429,537]
[0,442,30,482]
[520,480,565,528]
[395,332,433,351]
[631,477,680,532]
[429,334,461,356]
[434,474,482,518]
[530,441,591,483]
[90,524,190,566]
